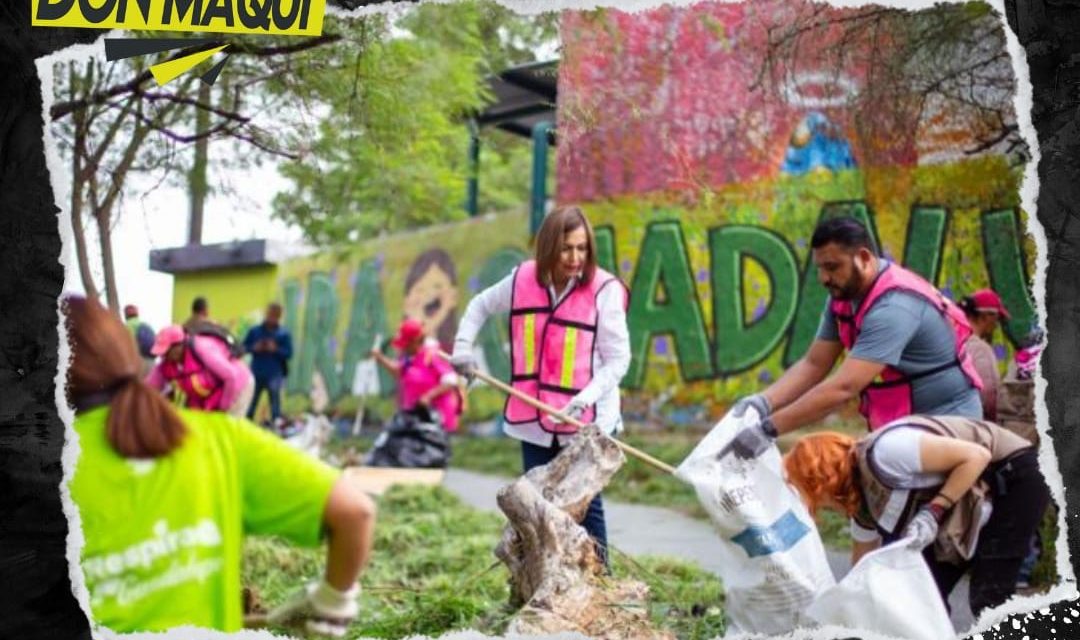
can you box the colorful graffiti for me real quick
[189,157,1034,410]
[173,1,1029,414]
[555,1,1016,203]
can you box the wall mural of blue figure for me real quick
[780,111,856,175]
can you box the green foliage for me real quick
[627,555,726,640]
[1030,502,1060,589]
[272,1,559,245]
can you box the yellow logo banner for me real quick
[31,0,325,37]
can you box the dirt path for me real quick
[441,467,974,634]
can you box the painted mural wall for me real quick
[193,159,1033,417]
[178,0,1035,419]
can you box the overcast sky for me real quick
[62,159,304,330]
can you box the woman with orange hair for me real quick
[783,415,1047,617]
[65,295,375,636]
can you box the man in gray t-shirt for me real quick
[816,268,982,417]
[721,216,982,460]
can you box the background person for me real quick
[123,303,155,374]
[959,288,1011,421]
[244,302,294,426]
[65,295,375,636]
[783,415,1048,618]
[146,325,254,417]
[450,205,630,569]
[184,295,213,333]
[371,317,463,433]
[724,216,983,459]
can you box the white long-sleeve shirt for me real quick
[453,267,631,448]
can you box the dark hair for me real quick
[65,295,187,458]
[404,248,459,349]
[267,302,283,315]
[405,248,458,290]
[192,296,208,314]
[534,205,597,286]
[810,217,874,252]
[959,296,979,318]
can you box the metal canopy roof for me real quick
[149,239,310,274]
[476,59,558,142]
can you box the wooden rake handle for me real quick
[439,350,676,475]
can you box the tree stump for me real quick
[495,424,675,639]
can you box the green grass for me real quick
[243,485,725,639]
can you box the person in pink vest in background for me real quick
[370,317,463,433]
[959,288,1012,421]
[723,216,984,462]
[450,206,631,570]
[146,325,255,418]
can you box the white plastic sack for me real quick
[676,410,835,636]
[283,414,334,460]
[806,539,954,640]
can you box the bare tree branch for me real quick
[49,33,343,120]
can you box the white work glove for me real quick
[902,504,944,550]
[266,579,359,638]
[718,417,778,460]
[449,352,478,381]
[730,393,771,420]
[550,396,588,424]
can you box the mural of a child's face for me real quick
[402,260,459,341]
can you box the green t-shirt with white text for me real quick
[70,406,340,633]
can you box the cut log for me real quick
[495,424,675,640]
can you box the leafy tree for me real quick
[50,32,343,311]
[272,1,560,244]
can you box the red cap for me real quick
[123,304,138,319]
[969,289,1010,319]
[151,325,185,356]
[391,318,426,349]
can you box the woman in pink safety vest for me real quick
[145,325,255,418]
[371,317,464,433]
[450,206,631,570]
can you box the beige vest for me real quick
[997,377,1038,444]
[854,415,1031,564]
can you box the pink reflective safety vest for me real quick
[831,263,984,430]
[159,337,228,411]
[505,260,628,434]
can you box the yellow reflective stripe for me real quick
[561,327,578,389]
[524,314,536,374]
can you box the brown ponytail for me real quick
[64,295,187,458]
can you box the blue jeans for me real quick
[247,376,284,422]
[520,439,610,569]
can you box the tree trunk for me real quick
[68,62,99,300]
[494,424,674,640]
[94,206,119,313]
[188,80,210,245]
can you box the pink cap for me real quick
[391,317,426,349]
[969,289,1011,320]
[151,325,185,356]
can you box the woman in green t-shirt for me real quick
[66,295,375,637]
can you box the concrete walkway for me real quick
[442,467,973,633]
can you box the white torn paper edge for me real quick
[38,0,1076,639]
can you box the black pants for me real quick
[923,449,1050,617]
[521,439,610,569]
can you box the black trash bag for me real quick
[364,406,451,469]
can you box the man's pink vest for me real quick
[505,260,627,434]
[830,263,984,430]
[159,337,227,411]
